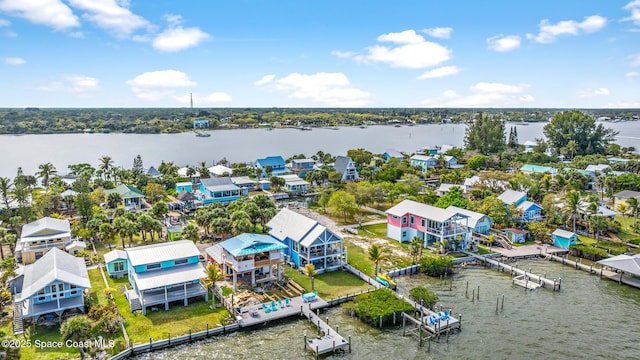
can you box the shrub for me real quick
[569,244,608,261]
[408,286,439,309]
[420,256,454,277]
[342,288,413,327]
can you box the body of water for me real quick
[135,260,640,359]
[1,121,638,179]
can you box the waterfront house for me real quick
[176,190,199,212]
[383,149,404,163]
[13,248,90,333]
[613,190,640,212]
[410,155,436,171]
[205,233,287,291]
[16,217,77,264]
[175,182,193,194]
[105,184,146,211]
[231,176,256,195]
[267,208,345,273]
[385,200,470,250]
[278,174,310,194]
[421,146,439,155]
[442,155,459,169]
[146,166,161,179]
[552,229,577,249]
[256,156,290,177]
[177,167,201,184]
[436,184,466,197]
[57,189,77,215]
[517,201,544,222]
[503,228,529,244]
[446,206,492,235]
[124,240,207,315]
[198,177,241,205]
[290,159,316,176]
[498,189,527,207]
[520,164,557,176]
[193,119,209,129]
[104,249,128,278]
[523,140,537,153]
[333,156,359,182]
[208,165,233,177]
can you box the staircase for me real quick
[495,233,513,250]
[13,303,24,335]
[129,297,142,312]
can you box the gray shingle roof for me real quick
[17,248,90,301]
[333,156,352,175]
[126,240,201,267]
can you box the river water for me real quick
[135,260,640,360]
[2,122,639,179]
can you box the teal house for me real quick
[104,249,128,278]
[410,155,437,172]
[175,182,193,194]
[520,164,558,176]
[552,229,577,249]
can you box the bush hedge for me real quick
[419,256,454,277]
[342,288,414,327]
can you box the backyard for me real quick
[284,268,374,300]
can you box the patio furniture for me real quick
[302,291,318,303]
[285,298,290,306]
[262,303,271,314]
[278,300,284,308]
[271,301,278,312]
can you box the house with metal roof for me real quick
[332,156,359,182]
[104,249,128,278]
[124,240,207,315]
[436,183,466,197]
[105,184,146,211]
[267,208,345,273]
[256,155,290,177]
[208,164,233,177]
[552,229,577,249]
[498,189,527,206]
[146,166,162,179]
[385,200,470,250]
[383,149,404,162]
[410,154,437,171]
[278,174,310,194]
[16,217,82,264]
[446,206,492,235]
[12,248,90,334]
[231,176,256,194]
[519,164,557,176]
[205,233,287,291]
[177,167,201,184]
[290,158,316,176]
[198,177,241,205]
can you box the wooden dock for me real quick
[302,303,350,356]
[512,274,541,290]
[464,252,562,291]
[546,253,640,290]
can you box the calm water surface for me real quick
[136,260,640,360]
[2,122,639,178]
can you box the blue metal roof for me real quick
[256,156,286,167]
[220,233,287,257]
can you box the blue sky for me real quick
[1,0,639,108]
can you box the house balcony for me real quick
[254,258,284,268]
[18,239,74,252]
[140,283,206,307]
[303,248,344,260]
[425,225,468,237]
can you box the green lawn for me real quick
[359,223,388,238]
[578,236,629,255]
[285,269,373,300]
[87,268,110,306]
[345,240,375,276]
[106,276,229,345]
[615,215,640,242]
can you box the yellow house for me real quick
[613,190,640,214]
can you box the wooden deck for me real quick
[489,244,568,259]
[302,304,349,355]
[546,253,640,290]
[512,275,542,290]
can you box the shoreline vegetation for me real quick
[1,108,637,135]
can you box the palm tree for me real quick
[617,203,629,217]
[182,223,199,242]
[368,244,386,275]
[36,162,57,191]
[565,140,578,160]
[107,192,122,208]
[201,263,225,308]
[0,229,6,260]
[99,156,114,180]
[198,161,210,179]
[60,315,93,359]
[304,263,317,290]
[627,197,639,228]
[0,177,12,211]
[563,190,581,233]
[410,236,423,265]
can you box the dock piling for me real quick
[402,313,406,336]
[349,335,351,353]
[501,295,504,310]
[477,285,480,300]
[472,289,475,303]
[465,281,468,297]
[304,334,307,350]
[459,314,462,330]
[496,297,499,313]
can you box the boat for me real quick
[359,125,367,129]
[299,126,313,131]
[394,124,401,128]
[194,131,211,137]
[375,273,397,289]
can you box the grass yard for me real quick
[359,223,388,238]
[614,215,640,242]
[578,236,629,255]
[106,275,229,345]
[285,268,373,300]
[345,240,375,276]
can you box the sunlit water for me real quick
[135,260,640,360]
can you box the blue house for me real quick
[383,149,404,163]
[175,182,193,194]
[256,156,290,177]
[125,240,207,315]
[552,229,577,249]
[503,228,529,244]
[333,156,359,182]
[517,201,544,222]
[231,176,256,195]
[498,189,527,207]
[291,159,316,176]
[267,208,345,274]
[104,249,128,278]
[204,233,287,291]
[12,248,90,334]
[193,119,209,129]
[410,155,436,172]
[198,177,241,205]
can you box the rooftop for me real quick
[126,240,201,267]
[386,199,466,223]
[217,233,287,257]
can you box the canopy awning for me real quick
[597,254,640,277]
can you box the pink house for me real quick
[386,200,470,250]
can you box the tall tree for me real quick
[563,190,581,233]
[201,263,225,307]
[132,155,144,176]
[368,244,386,275]
[627,197,639,229]
[544,110,618,156]
[464,113,506,155]
[60,315,93,360]
[328,190,358,223]
[36,162,58,191]
[99,156,114,180]
[0,177,12,211]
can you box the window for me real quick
[175,258,188,265]
[410,216,415,225]
[421,219,426,227]
[402,217,407,224]
[392,215,398,220]
[113,261,125,272]
[146,263,161,270]
[402,231,407,238]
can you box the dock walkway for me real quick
[545,253,640,289]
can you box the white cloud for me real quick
[39,75,99,95]
[486,34,521,52]
[602,100,640,108]
[579,87,610,97]
[377,29,424,44]
[629,53,640,66]
[254,74,275,86]
[0,18,9,26]
[627,71,640,78]
[422,27,453,39]
[175,92,232,105]
[331,50,356,58]
[0,0,79,31]
[4,57,25,65]
[127,70,196,101]
[67,0,151,38]
[267,72,371,107]
[334,29,452,69]
[526,15,607,43]
[151,14,210,52]
[623,0,640,25]
[417,65,461,79]
[420,82,533,107]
